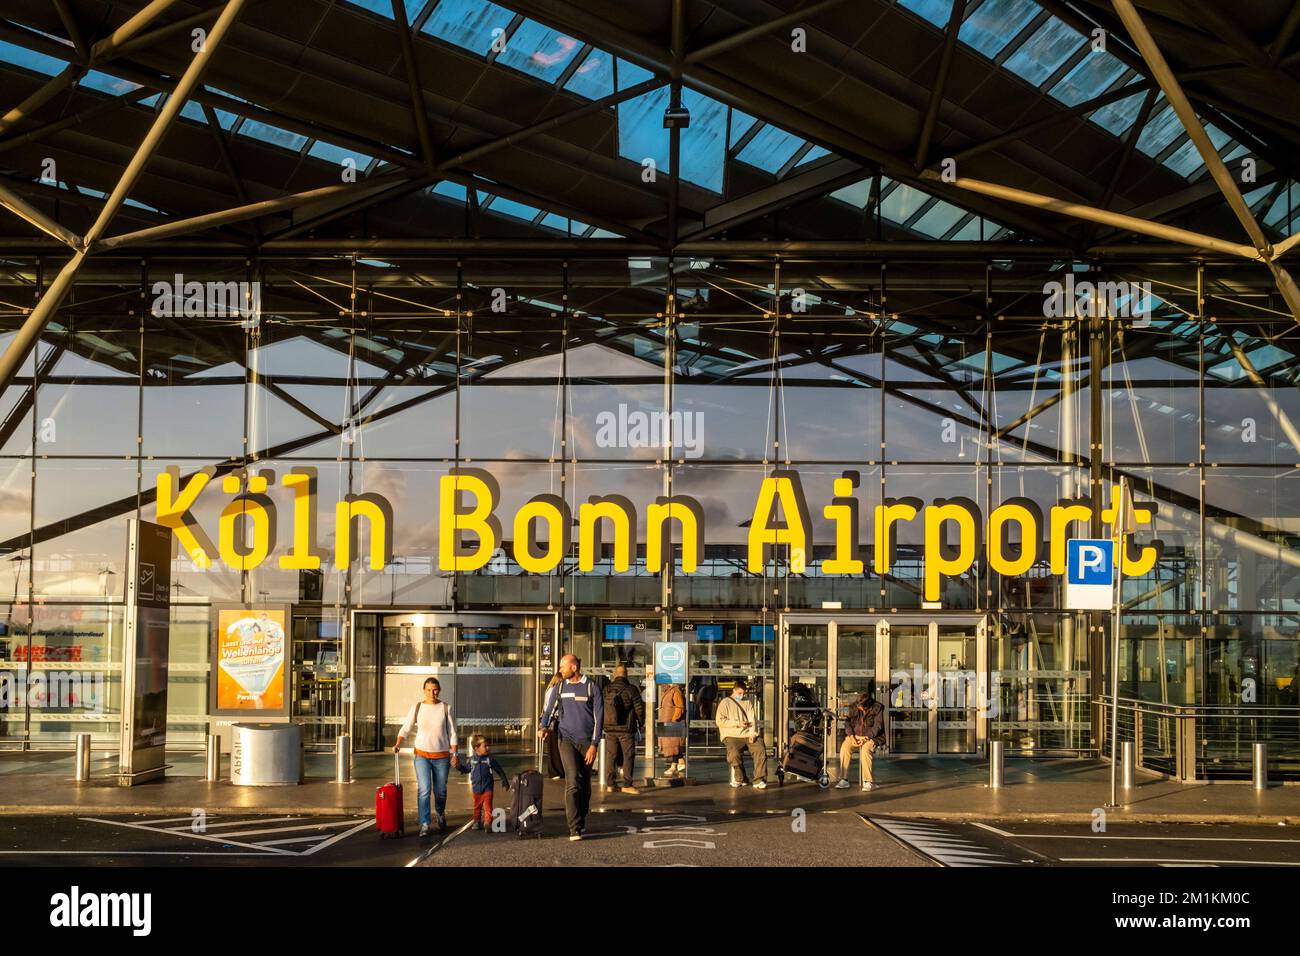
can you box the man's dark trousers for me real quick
[558,737,592,834]
[605,731,636,785]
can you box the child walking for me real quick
[458,735,511,831]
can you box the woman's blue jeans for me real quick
[413,755,450,825]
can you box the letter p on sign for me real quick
[1065,538,1114,609]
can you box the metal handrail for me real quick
[1097,696,1300,781]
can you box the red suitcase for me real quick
[376,751,404,838]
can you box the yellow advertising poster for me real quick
[213,608,287,714]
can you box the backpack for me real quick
[605,681,634,728]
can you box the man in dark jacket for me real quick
[835,689,885,792]
[602,664,646,793]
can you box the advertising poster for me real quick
[211,607,288,716]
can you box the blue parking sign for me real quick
[1067,538,1114,586]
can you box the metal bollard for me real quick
[989,740,1004,789]
[1121,740,1136,790]
[74,732,91,783]
[1253,742,1268,790]
[205,734,220,782]
[335,734,352,784]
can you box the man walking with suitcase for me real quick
[540,654,604,840]
[716,678,767,789]
[603,664,646,793]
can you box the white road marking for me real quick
[970,822,1300,844]
[78,815,372,857]
[164,816,305,832]
[1061,857,1300,866]
[0,850,287,856]
[869,818,1020,867]
[80,816,295,855]
[197,820,360,839]
[300,818,376,855]
[642,838,715,849]
[138,816,209,826]
[406,819,473,867]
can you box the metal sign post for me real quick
[1107,477,1135,809]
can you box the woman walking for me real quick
[394,676,459,837]
[541,672,565,779]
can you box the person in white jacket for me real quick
[394,677,459,836]
[715,678,767,789]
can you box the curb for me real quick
[867,810,1300,826]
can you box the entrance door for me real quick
[780,615,986,757]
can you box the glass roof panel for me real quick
[433,180,468,201]
[1001,17,1082,86]
[737,124,805,173]
[421,0,516,56]
[1160,124,1229,179]
[0,39,63,75]
[238,119,309,152]
[617,84,671,175]
[911,199,967,237]
[346,0,425,18]
[880,182,929,224]
[898,0,954,27]
[495,20,581,81]
[1089,90,1147,136]
[308,140,374,168]
[1265,183,1299,231]
[616,57,654,89]
[959,0,1039,58]
[680,89,728,192]
[563,48,613,99]
[729,110,759,147]
[1136,103,1184,156]
[1047,50,1127,106]
[948,217,984,241]
[830,179,873,207]
[484,194,540,221]
[795,145,831,167]
[81,71,140,95]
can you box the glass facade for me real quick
[0,255,1296,775]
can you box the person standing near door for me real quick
[835,689,885,792]
[603,663,646,793]
[657,681,687,777]
[539,654,604,841]
[394,676,460,836]
[715,678,767,789]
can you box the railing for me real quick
[1098,696,1300,781]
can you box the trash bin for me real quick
[230,722,303,786]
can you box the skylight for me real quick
[1000,17,1081,86]
[494,20,582,81]
[421,0,516,56]
[563,48,613,98]
[898,0,1252,183]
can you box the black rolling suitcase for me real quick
[512,770,544,838]
[781,730,824,782]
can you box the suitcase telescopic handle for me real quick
[394,749,401,786]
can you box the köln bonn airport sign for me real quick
[154,466,1160,602]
